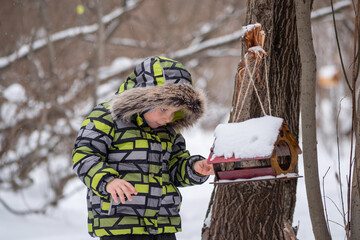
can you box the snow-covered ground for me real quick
[1,117,351,240]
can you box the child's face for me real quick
[143,107,180,129]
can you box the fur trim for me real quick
[110,84,206,131]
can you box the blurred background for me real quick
[0,0,355,239]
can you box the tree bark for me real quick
[295,0,332,239]
[350,2,360,239]
[350,77,360,240]
[94,0,105,106]
[202,1,301,239]
[40,0,56,76]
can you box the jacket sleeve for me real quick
[169,133,209,187]
[72,105,119,197]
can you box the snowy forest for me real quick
[0,0,357,239]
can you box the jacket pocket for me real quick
[100,194,148,217]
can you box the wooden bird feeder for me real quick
[207,116,302,184]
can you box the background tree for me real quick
[295,0,331,239]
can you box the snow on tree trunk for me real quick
[202,1,301,239]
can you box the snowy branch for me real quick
[0,0,143,69]
[311,0,351,21]
[83,34,160,49]
[97,29,245,81]
[169,29,245,59]
[182,7,246,46]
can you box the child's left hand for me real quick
[193,159,214,176]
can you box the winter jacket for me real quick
[72,56,208,237]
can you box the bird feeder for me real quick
[207,116,302,184]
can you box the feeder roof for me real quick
[211,116,283,160]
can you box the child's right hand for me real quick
[106,179,138,204]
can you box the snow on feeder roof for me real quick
[211,116,283,161]
[208,116,302,184]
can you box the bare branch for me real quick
[94,0,105,106]
[311,1,351,21]
[169,29,245,59]
[335,98,348,233]
[0,197,46,215]
[178,7,246,48]
[0,0,143,69]
[331,0,353,92]
[322,166,331,232]
[97,30,247,82]
[40,0,56,75]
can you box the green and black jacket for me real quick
[72,56,208,237]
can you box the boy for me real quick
[72,56,213,240]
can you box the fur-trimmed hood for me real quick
[109,56,206,131]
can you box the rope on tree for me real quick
[232,23,271,122]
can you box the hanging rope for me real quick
[264,58,272,116]
[244,55,267,117]
[232,23,272,122]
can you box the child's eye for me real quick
[160,108,168,112]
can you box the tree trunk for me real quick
[295,0,332,239]
[350,2,360,238]
[202,1,301,239]
[350,83,360,240]
[94,0,105,107]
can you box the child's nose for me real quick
[165,113,174,123]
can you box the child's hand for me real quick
[106,179,138,204]
[193,159,214,176]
